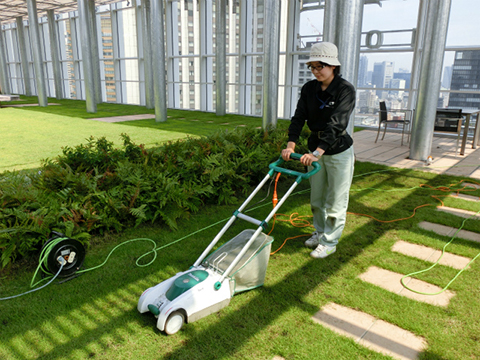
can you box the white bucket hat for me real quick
[306,42,341,66]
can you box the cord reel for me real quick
[40,231,86,278]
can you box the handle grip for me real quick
[268,153,320,182]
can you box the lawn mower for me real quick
[137,153,320,334]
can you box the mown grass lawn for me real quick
[0,97,264,172]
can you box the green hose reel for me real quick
[40,231,86,278]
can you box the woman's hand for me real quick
[300,153,321,166]
[281,148,294,161]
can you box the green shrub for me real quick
[0,124,309,267]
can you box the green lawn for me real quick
[1,98,480,360]
[0,98,263,172]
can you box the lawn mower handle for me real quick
[268,152,320,182]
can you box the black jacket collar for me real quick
[315,75,344,96]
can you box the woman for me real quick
[281,42,355,259]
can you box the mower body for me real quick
[138,266,232,334]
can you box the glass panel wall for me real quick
[39,17,55,98]
[356,0,419,128]
[2,23,23,94]
[0,0,479,125]
[112,2,139,104]
[443,0,480,113]
[57,13,80,99]
[98,9,116,103]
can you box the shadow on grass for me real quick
[1,166,477,359]
[1,230,370,360]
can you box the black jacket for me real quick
[287,75,355,155]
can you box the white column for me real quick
[324,0,364,135]
[165,0,180,109]
[0,21,11,94]
[47,10,64,99]
[150,0,168,122]
[409,0,452,161]
[215,0,226,115]
[199,0,213,112]
[26,0,48,106]
[88,0,102,104]
[15,17,32,95]
[262,0,282,129]
[136,0,151,107]
[238,0,253,115]
[77,0,97,112]
[283,0,301,119]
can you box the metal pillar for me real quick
[110,5,121,102]
[283,0,300,118]
[238,0,253,115]
[0,21,11,94]
[138,0,153,108]
[409,0,452,161]
[87,0,102,104]
[200,0,213,112]
[26,0,48,106]
[15,17,32,95]
[262,0,282,129]
[407,0,428,113]
[150,0,168,122]
[134,0,143,105]
[215,0,226,116]
[77,0,97,112]
[323,0,338,42]
[165,0,180,109]
[324,0,363,135]
[47,10,64,99]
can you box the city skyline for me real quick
[300,0,480,74]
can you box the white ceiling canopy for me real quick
[0,0,123,24]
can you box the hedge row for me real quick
[0,124,309,268]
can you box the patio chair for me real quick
[375,101,411,146]
[434,108,463,156]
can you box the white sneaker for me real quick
[310,244,336,259]
[304,231,321,248]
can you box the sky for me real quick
[299,0,480,72]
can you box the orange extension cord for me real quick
[269,174,480,255]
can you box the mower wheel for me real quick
[165,311,185,335]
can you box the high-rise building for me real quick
[448,50,480,110]
[390,79,406,98]
[371,61,394,97]
[357,55,368,87]
[393,72,411,89]
[357,88,377,114]
[442,65,452,89]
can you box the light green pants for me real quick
[308,146,355,247]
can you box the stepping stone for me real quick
[437,206,480,220]
[461,182,480,189]
[4,103,61,107]
[220,123,230,125]
[419,221,480,244]
[312,303,426,360]
[272,357,285,360]
[89,114,156,122]
[358,266,455,307]
[449,193,480,202]
[0,94,20,101]
[391,240,471,270]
